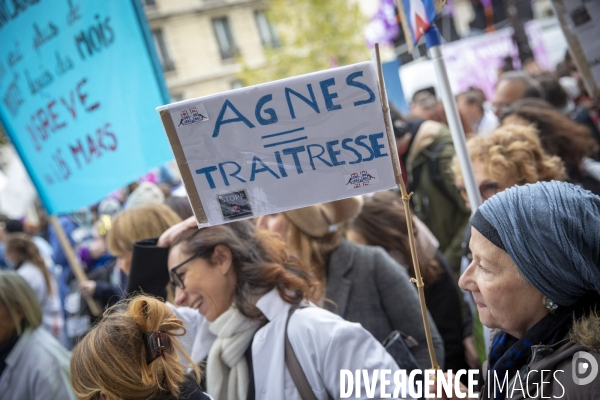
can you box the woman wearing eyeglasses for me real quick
[124,218,407,400]
[453,124,566,208]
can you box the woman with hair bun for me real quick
[125,218,404,399]
[70,295,211,400]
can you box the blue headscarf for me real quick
[473,181,600,307]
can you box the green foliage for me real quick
[238,0,370,86]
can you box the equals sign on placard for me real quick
[261,127,307,148]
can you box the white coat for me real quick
[0,328,76,400]
[17,261,65,344]
[171,289,415,400]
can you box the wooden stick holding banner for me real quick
[374,43,440,371]
[49,216,102,317]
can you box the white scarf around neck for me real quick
[207,305,262,400]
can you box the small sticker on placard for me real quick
[177,104,209,127]
[217,190,253,220]
[345,169,379,189]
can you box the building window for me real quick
[255,10,279,48]
[212,17,238,60]
[152,29,175,71]
[230,80,243,90]
[171,93,184,102]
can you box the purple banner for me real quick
[365,0,399,48]
[441,22,552,99]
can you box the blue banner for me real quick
[382,59,408,114]
[0,0,172,214]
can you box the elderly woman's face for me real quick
[169,244,236,322]
[459,228,547,338]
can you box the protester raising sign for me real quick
[158,62,397,226]
[0,0,173,214]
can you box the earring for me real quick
[544,297,558,313]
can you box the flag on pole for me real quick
[395,0,446,52]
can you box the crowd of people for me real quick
[1,50,600,399]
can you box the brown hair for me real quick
[173,220,319,319]
[107,203,181,256]
[283,218,341,286]
[452,124,567,185]
[70,296,200,400]
[349,192,441,285]
[5,233,53,294]
[165,196,194,220]
[500,98,598,171]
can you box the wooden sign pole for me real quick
[49,216,102,317]
[375,43,440,371]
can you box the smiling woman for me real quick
[124,218,406,399]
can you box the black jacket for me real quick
[126,238,170,299]
[151,375,211,400]
[423,251,470,371]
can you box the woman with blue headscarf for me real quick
[435,181,600,399]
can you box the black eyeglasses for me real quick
[169,248,212,290]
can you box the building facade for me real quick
[143,0,278,101]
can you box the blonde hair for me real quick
[282,215,340,299]
[452,124,567,185]
[5,233,53,294]
[70,296,201,400]
[107,203,181,256]
[0,271,42,335]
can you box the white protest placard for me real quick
[158,62,397,226]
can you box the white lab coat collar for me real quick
[254,288,292,322]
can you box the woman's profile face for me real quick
[459,227,547,338]
[169,243,236,322]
